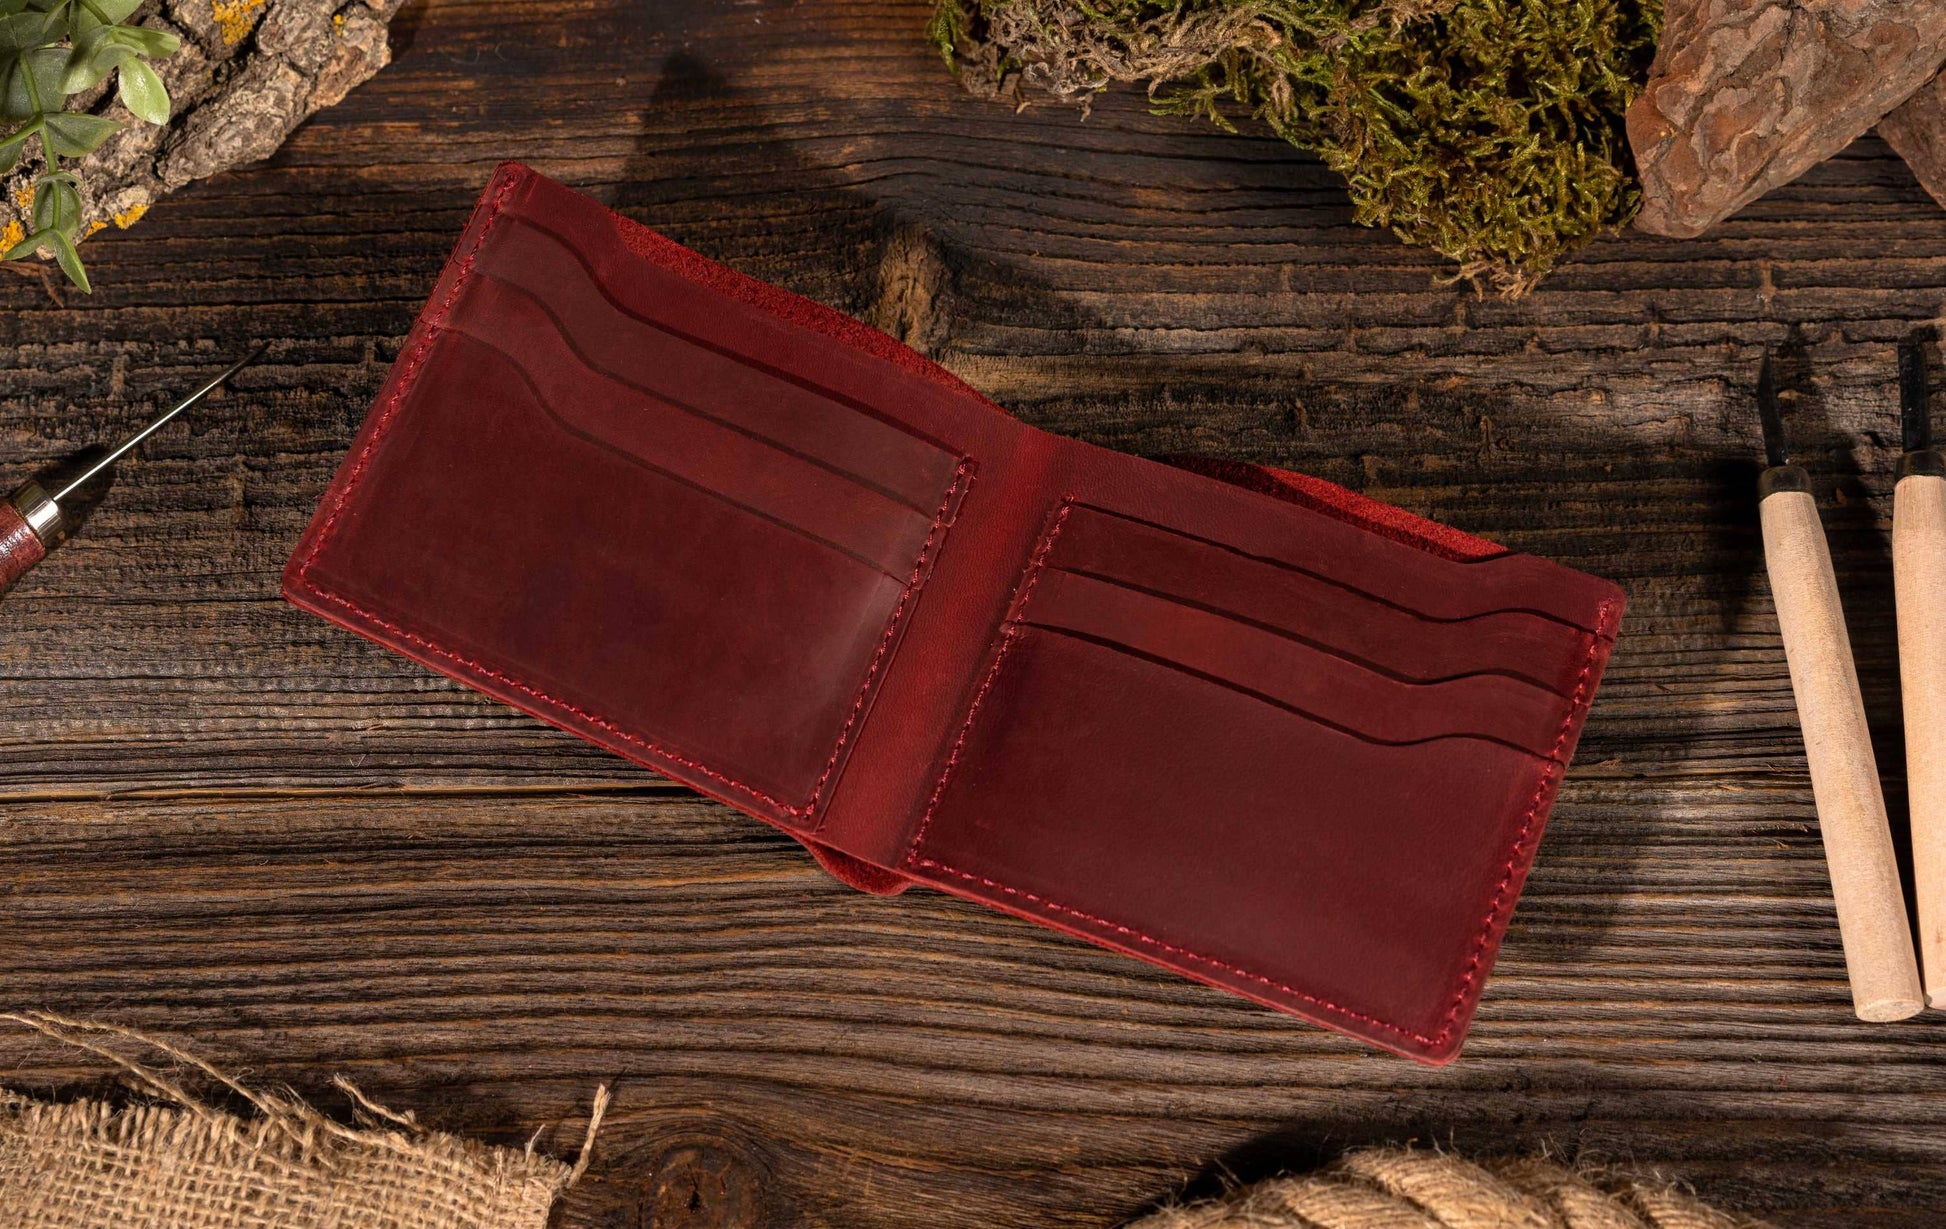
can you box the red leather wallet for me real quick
[284,162,1623,1063]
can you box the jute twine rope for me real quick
[1130,1148,1770,1229]
[0,1011,606,1229]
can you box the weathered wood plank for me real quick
[4,791,1945,1228]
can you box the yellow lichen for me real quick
[333,12,345,34]
[112,203,148,229]
[211,0,266,46]
[0,219,22,250]
[85,219,107,237]
[11,186,32,211]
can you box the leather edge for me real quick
[604,193,1009,419]
[1160,454,1510,566]
[281,160,534,605]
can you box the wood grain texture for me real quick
[4,1,1946,1225]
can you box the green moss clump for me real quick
[929,0,1661,295]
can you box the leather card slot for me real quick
[1020,569,1573,760]
[483,214,961,513]
[1050,505,1597,698]
[1089,502,1614,634]
[903,623,1550,1048]
[449,275,940,580]
[302,326,970,824]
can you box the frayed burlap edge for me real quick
[1129,1146,1773,1229]
[0,1011,607,1229]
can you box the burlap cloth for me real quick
[0,1013,603,1229]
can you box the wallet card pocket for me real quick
[901,502,1611,1057]
[287,192,971,826]
[1050,506,1604,698]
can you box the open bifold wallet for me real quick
[284,163,1623,1063]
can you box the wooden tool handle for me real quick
[0,498,45,599]
[1763,486,1924,1020]
[1896,471,1946,1005]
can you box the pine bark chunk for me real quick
[1880,68,1946,210]
[1628,0,1946,238]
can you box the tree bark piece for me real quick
[1880,68,1946,210]
[0,0,404,254]
[1628,0,1946,239]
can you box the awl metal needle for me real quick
[0,347,266,600]
[1757,347,1924,1020]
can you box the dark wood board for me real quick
[4,1,1946,1224]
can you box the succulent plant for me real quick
[0,0,178,292]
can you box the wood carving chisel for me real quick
[0,348,264,601]
[1758,349,1924,1020]
[1895,337,1946,1006]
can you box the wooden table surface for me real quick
[5,2,1946,1225]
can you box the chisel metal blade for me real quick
[1758,348,1789,469]
[1902,338,1932,456]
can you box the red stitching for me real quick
[301,170,520,557]
[291,164,968,823]
[901,501,1075,862]
[297,583,795,810]
[908,856,1433,1043]
[903,529,1615,1052]
[806,458,973,829]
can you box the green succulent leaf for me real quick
[0,11,45,52]
[36,4,67,40]
[42,107,116,155]
[72,0,140,31]
[3,225,49,260]
[0,0,178,290]
[31,171,79,232]
[46,226,87,292]
[2,46,65,119]
[105,24,176,58]
[60,24,129,91]
[0,119,32,171]
[116,54,164,124]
